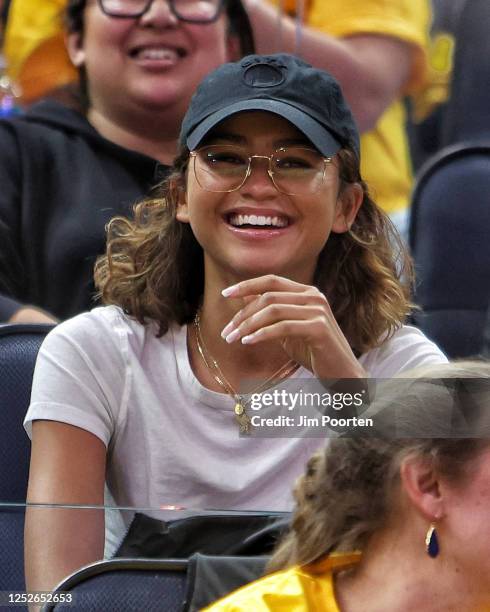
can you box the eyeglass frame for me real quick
[97,0,226,23]
[189,146,334,196]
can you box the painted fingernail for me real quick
[241,334,255,345]
[225,329,241,343]
[222,284,239,297]
[221,322,235,338]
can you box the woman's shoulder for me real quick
[29,307,184,437]
[26,307,147,445]
[359,324,448,378]
[202,566,312,611]
[48,304,128,337]
[46,305,178,351]
[204,553,360,611]
[43,306,185,374]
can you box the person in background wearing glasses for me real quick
[0,0,253,324]
[24,54,446,595]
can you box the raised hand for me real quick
[221,274,366,379]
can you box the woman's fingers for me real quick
[221,276,330,340]
[240,318,327,346]
[222,274,307,298]
[222,291,321,337]
[222,303,329,344]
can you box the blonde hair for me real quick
[268,360,490,571]
[95,146,413,353]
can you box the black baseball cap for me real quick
[180,53,360,158]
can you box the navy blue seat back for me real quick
[442,0,490,146]
[409,144,490,358]
[0,324,52,502]
[0,324,52,594]
[43,559,188,612]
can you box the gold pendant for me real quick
[234,402,251,434]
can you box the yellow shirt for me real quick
[4,0,77,103]
[203,552,361,611]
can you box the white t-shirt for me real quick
[24,306,447,554]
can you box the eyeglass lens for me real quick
[100,0,223,22]
[194,146,329,195]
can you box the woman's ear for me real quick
[175,188,189,223]
[331,182,363,234]
[66,31,85,68]
[400,455,444,521]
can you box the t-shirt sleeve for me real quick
[308,0,431,93]
[24,309,129,447]
[360,326,448,378]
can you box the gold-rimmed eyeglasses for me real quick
[189,145,333,196]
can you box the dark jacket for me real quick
[0,99,167,321]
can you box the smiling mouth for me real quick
[129,47,187,61]
[226,213,290,229]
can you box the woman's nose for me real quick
[240,157,280,198]
[139,0,179,27]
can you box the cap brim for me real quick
[186,99,342,157]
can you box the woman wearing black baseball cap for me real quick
[24,54,446,593]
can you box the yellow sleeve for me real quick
[3,0,77,103]
[202,564,338,611]
[307,0,431,93]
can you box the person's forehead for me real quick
[209,111,311,142]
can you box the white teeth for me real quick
[136,48,179,61]
[229,214,288,228]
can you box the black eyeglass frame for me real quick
[97,0,226,23]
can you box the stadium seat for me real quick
[42,558,188,612]
[442,0,490,145]
[0,323,53,593]
[409,143,490,358]
[483,305,490,358]
[42,555,269,612]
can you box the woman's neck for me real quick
[87,106,179,165]
[335,527,486,612]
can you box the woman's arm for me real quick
[243,0,417,131]
[25,420,106,595]
[8,305,59,324]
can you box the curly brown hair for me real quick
[95,145,413,354]
[268,361,490,571]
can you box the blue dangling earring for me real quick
[425,524,439,558]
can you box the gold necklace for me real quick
[194,312,299,433]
